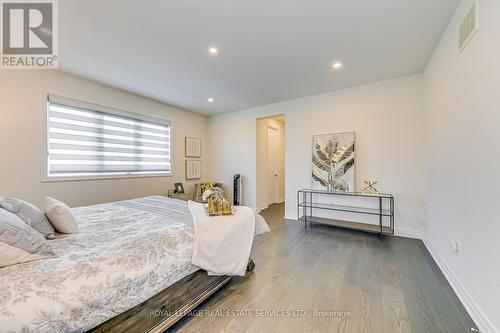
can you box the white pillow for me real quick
[43,197,79,234]
[0,197,56,239]
[0,209,53,268]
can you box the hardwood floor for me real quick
[169,203,477,333]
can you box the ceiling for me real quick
[59,0,459,115]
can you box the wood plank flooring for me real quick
[169,203,477,333]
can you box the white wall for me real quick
[424,0,500,331]
[256,117,285,211]
[209,74,425,236]
[0,70,210,207]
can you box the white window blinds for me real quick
[46,95,171,178]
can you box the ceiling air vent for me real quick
[459,0,479,51]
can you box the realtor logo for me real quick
[1,0,58,69]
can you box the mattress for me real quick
[0,196,199,333]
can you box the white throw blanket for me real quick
[188,201,269,276]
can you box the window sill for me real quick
[41,172,172,183]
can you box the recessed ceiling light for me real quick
[208,47,218,55]
[207,97,215,103]
[332,62,343,69]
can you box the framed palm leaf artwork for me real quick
[312,132,355,192]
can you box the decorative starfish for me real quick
[362,180,378,193]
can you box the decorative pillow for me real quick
[43,197,79,234]
[0,197,56,239]
[0,209,53,267]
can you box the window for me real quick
[45,95,171,180]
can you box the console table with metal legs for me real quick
[297,189,394,239]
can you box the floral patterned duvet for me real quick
[0,196,198,333]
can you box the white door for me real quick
[267,126,279,205]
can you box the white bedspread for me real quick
[188,201,269,276]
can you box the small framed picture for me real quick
[185,137,202,158]
[174,182,184,194]
[185,160,202,180]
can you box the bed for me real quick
[0,196,252,333]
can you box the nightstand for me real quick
[167,191,192,201]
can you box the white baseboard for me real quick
[423,239,497,333]
[394,227,423,239]
[284,212,296,221]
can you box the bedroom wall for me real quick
[423,0,500,331]
[0,70,210,208]
[209,74,426,236]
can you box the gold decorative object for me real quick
[222,201,231,215]
[361,180,379,195]
[205,198,235,216]
[208,198,216,213]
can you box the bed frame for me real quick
[88,271,230,333]
[89,259,255,333]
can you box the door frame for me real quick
[255,115,285,213]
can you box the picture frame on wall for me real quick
[311,131,355,192]
[185,160,202,180]
[185,137,202,158]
